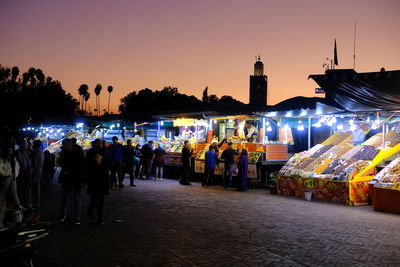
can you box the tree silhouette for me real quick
[84,92,90,114]
[107,85,113,114]
[202,86,208,103]
[94,84,102,116]
[208,94,219,103]
[78,84,89,112]
[0,65,78,126]
[119,86,202,114]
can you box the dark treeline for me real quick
[1,64,245,128]
[0,65,78,126]
[119,86,244,115]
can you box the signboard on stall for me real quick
[277,175,371,206]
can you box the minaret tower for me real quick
[249,55,268,105]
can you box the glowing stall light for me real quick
[213,120,217,124]
[57,129,61,132]
[160,121,164,126]
[297,121,304,131]
[23,128,26,131]
[123,127,126,130]
[350,124,357,131]
[349,119,354,125]
[49,129,54,133]
[313,121,322,128]
[61,133,65,136]
[266,125,272,132]
[283,124,290,130]
[117,123,120,128]
[371,123,378,130]
[337,124,344,130]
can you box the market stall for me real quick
[369,146,400,214]
[277,129,400,206]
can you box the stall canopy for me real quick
[309,69,400,112]
[256,96,344,117]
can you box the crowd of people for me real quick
[0,134,249,228]
[201,141,248,192]
[0,137,55,229]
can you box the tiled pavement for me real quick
[36,178,400,267]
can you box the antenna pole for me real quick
[353,21,357,69]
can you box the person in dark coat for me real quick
[139,141,154,180]
[108,136,124,189]
[180,141,193,185]
[42,150,55,184]
[134,144,142,179]
[236,149,249,192]
[58,138,86,224]
[86,139,109,224]
[203,145,217,187]
[153,144,166,180]
[123,139,136,186]
[221,142,238,189]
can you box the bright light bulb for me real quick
[297,124,304,131]
[266,126,272,132]
[350,124,357,131]
[266,121,270,126]
[313,122,322,128]
[371,123,378,130]
[349,119,354,124]
[337,124,344,130]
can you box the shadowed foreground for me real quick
[37,178,400,266]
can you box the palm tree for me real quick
[84,92,90,115]
[94,84,102,116]
[107,85,113,114]
[78,84,89,112]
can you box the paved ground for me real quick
[36,178,400,267]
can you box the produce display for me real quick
[248,152,261,164]
[322,132,352,145]
[278,131,384,181]
[340,146,363,160]
[370,156,400,190]
[310,145,333,158]
[320,145,353,159]
[352,145,380,160]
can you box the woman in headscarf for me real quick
[236,149,248,192]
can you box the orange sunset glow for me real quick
[1,0,399,114]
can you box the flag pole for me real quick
[353,21,357,70]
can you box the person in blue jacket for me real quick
[108,136,124,189]
[203,145,218,187]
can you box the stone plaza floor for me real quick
[36,178,400,267]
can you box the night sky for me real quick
[1,0,399,113]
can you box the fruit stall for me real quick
[194,143,264,178]
[369,147,400,214]
[277,131,400,205]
